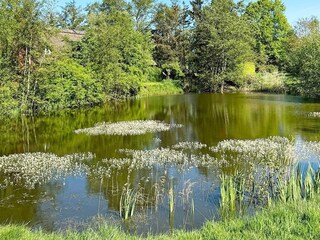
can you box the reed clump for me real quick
[220,163,320,219]
[119,184,143,220]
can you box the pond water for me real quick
[0,93,320,234]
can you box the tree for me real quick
[287,17,320,98]
[82,6,154,98]
[59,0,85,30]
[99,0,127,13]
[0,0,49,113]
[152,2,190,80]
[294,16,320,38]
[129,0,155,32]
[33,57,103,111]
[41,0,60,27]
[245,0,291,67]
[190,0,254,92]
[189,0,204,23]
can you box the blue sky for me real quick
[282,0,320,24]
[56,0,320,25]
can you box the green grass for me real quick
[2,195,320,239]
[202,197,320,239]
[139,80,183,97]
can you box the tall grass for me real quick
[139,80,183,97]
[168,178,175,231]
[119,185,140,220]
[249,71,288,93]
[220,163,320,219]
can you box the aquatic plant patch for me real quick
[307,112,320,118]
[209,136,295,164]
[74,120,183,136]
[100,138,298,175]
[172,141,207,150]
[302,141,320,156]
[0,152,94,188]
[116,148,218,171]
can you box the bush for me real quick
[249,71,287,93]
[33,58,104,112]
[101,65,141,100]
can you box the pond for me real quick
[0,93,320,235]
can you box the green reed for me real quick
[119,185,139,220]
[169,178,175,214]
[169,178,175,231]
[220,162,320,219]
[220,175,237,218]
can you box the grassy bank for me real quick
[139,80,183,97]
[1,195,320,240]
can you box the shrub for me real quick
[33,58,103,112]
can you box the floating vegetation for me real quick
[99,138,299,176]
[102,158,132,170]
[74,120,183,136]
[89,165,112,179]
[307,112,320,118]
[302,141,320,156]
[210,136,295,165]
[116,148,217,171]
[0,152,94,188]
[172,141,207,150]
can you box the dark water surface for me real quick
[0,93,320,234]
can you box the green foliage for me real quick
[0,83,20,116]
[161,62,185,80]
[0,0,49,113]
[119,185,139,220]
[219,162,320,222]
[190,0,254,92]
[58,0,85,30]
[245,0,291,67]
[129,0,155,32]
[1,0,320,116]
[287,24,320,98]
[220,175,237,218]
[229,62,256,87]
[33,58,103,111]
[152,2,190,83]
[103,68,141,100]
[83,8,154,98]
[152,3,183,65]
[240,62,256,76]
